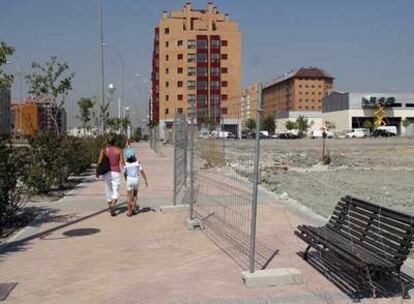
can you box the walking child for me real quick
[124,150,148,217]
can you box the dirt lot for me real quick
[258,137,414,218]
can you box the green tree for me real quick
[77,97,95,133]
[25,56,75,134]
[0,42,15,90]
[402,118,410,128]
[296,115,312,137]
[260,115,276,134]
[244,118,256,131]
[99,102,111,132]
[285,120,297,130]
[363,120,372,129]
[324,120,336,130]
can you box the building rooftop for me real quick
[263,67,334,89]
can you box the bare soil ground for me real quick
[258,137,414,218]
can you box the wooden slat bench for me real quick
[295,195,414,302]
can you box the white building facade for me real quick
[322,92,414,136]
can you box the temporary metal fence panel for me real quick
[149,125,160,153]
[173,113,188,206]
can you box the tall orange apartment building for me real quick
[151,2,241,131]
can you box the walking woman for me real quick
[97,135,124,216]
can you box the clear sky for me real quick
[1,0,414,128]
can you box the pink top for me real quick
[107,146,121,172]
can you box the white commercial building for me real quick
[322,92,414,136]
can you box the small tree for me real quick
[296,115,312,138]
[261,115,276,134]
[402,118,410,128]
[324,120,336,130]
[285,120,297,130]
[25,56,74,134]
[77,97,95,134]
[244,118,256,131]
[363,120,372,129]
[0,41,15,90]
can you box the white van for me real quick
[311,130,334,139]
[345,128,370,138]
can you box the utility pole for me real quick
[99,0,105,133]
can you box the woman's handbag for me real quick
[96,153,110,176]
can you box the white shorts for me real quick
[126,177,139,191]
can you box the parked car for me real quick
[345,128,370,138]
[373,126,397,137]
[311,130,334,139]
[211,130,235,139]
[278,130,299,139]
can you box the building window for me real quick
[197,95,208,104]
[165,41,169,48]
[211,67,220,76]
[221,54,228,60]
[211,53,220,63]
[299,92,302,95]
[165,95,169,101]
[166,68,169,74]
[188,81,196,89]
[177,54,183,60]
[299,99,302,102]
[221,40,228,47]
[221,67,228,73]
[305,92,308,95]
[211,94,220,102]
[188,53,196,62]
[221,81,228,87]
[165,108,169,114]
[299,106,302,109]
[197,66,208,76]
[177,40,183,46]
[210,81,220,89]
[299,85,302,88]
[211,39,220,48]
[165,81,169,88]
[311,92,315,95]
[177,81,183,87]
[197,81,208,90]
[187,40,196,49]
[188,67,196,76]
[197,53,208,63]
[197,40,208,49]
[305,85,309,88]
[165,55,169,61]
[177,67,183,74]
[164,28,169,34]
[178,94,183,101]
[177,107,183,114]
[221,107,228,114]
[311,85,315,88]
[187,94,196,103]
[221,94,228,100]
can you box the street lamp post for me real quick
[103,43,124,119]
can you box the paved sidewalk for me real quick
[0,143,412,303]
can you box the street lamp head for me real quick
[125,106,130,111]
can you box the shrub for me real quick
[27,132,66,193]
[0,141,30,235]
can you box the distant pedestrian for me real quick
[97,135,124,216]
[123,149,148,217]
